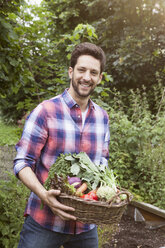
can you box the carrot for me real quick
[75,182,88,196]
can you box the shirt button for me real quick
[78,115,81,118]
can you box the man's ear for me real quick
[68,67,73,79]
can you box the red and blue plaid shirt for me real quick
[14,89,110,234]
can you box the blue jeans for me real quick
[18,216,98,248]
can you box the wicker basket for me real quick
[57,190,133,225]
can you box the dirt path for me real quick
[103,214,165,248]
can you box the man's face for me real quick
[68,55,102,99]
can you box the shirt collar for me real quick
[62,89,95,110]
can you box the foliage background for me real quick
[1,0,165,121]
[0,0,165,247]
[0,173,30,248]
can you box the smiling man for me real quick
[14,42,110,248]
[69,54,102,96]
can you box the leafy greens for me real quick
[44,152,117,192]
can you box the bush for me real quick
[0,173,30,248]
[0,120,22,146]
[135,118,165,208]
[108,85,165,208]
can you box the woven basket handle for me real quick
[107,190,131,206]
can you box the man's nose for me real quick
[83,71,91,81]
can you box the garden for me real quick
[0,0,165,247]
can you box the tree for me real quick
[0,0,99,122]
[90,0,165,89]
[43,0,165,91]
[1,0,165,122]
[0,0,27,121]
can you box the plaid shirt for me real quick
[14,89,110,234]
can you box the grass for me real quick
[0,120,22,146]
[98,223,119,247]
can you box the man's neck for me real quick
[78,100,89,112]
[68,89,89,112]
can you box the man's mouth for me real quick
[79,81,92,88]
[81,84,90,88]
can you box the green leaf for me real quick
[70,162,80,175]
[64,155,75,161]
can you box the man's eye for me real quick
[91,71,98,76]
[78,68,85,72]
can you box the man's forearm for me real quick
[18,167,47,202]
[18,166,76,220]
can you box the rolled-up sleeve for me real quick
[13,103,48,177]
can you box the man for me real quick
[14,42,110,248]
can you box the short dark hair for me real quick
[70,42,106,73]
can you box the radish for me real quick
[67,176,82,189]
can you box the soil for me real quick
[103,214,165,248]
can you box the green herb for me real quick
[44,153,72,190]
[44,152,117,191]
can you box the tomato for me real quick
[80,194,93,200]
[80,190,98,201]
[87,190,98,200]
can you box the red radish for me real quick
[67,177,82,189]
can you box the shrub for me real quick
[135,118,165,208]
[108,85,165,208]
[0,173,30,248]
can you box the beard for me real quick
[71,76,95,98]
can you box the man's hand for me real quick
[44,189,76,221]
[18,167,76,221]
